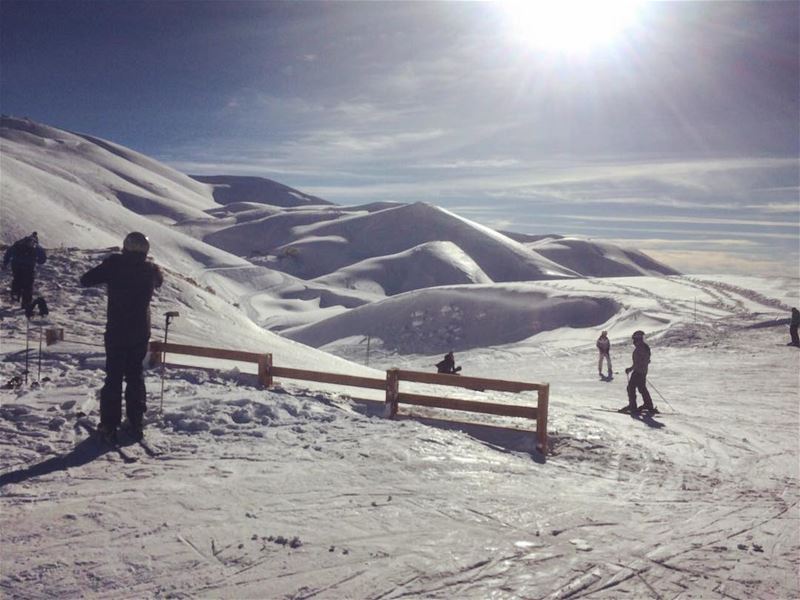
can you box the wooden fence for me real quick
[149,341,550,453]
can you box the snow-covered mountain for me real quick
[190,174,331,207]
[1,116,798,599]
[1,115,685,336]
[503,232,679,277]
[0,116,246,276]
[2,116,678,285]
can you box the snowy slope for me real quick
[0,116,250,277]
[264,202,581,281]
[0,117,215,240]
[284,284,621,354]
[311,241,493,296]
[191,174,332,207]
[530,236,681,277]
[2,115,687,338]
[1,255,797,599]
[1,119,798,599]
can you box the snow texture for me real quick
[1,116,798,599]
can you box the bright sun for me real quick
[499,0,644,54]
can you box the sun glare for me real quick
[499,0,644,54]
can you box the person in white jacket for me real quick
[596,330,612,380]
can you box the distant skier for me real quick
[3,232,47,311]
[436,351,461,374]
[80,232,163,440]
[596,330,612,380]
[620,330,655,414]
[789,308,800,347]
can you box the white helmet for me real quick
[123,231,150,255]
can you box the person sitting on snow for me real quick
[620,330,656,414]
[436,351,461,374]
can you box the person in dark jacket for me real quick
[789,308,799,347]
[80,232,163,439]
[436,351,461,374]
[620,330,655,413]
[3,232,47,310]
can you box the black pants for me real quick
[627,371,654,410]
[100,337,149,428]
[11,267,34,308]
[791,324,799,345]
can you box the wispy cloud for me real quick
[643,249,795,276]
[290,128,446,155]
[555,214,799,229]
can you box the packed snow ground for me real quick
[1,250,798,599]
[1,116,798,598]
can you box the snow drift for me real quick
[284,284,621,353]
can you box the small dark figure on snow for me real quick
[788,308,799,347]
[436,351,461,374]
[620,330,655,414]
[80,232,163,440]
[596,330,612,380]
[3,232,46,311]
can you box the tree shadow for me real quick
[0,437,112,487]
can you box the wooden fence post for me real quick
[385,368,400,418]
[536,383,549,455]
[258,353,273,388]
[149,341,163,368]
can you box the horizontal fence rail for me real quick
[271,366,386,390]
[148,341,550,454]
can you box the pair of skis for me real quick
[594,407,671,416]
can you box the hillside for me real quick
[1,116,798,599]
[1,250,797,599]
[190,174,332,207]
[1,116,683,331]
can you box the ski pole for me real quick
[24,318,30,385]
[648,379,677,412]
[37,325,43,382]
[159,311,179,412]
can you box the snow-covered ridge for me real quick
[1,115,689,342]
[529,237,680,277]
[2,116,679,289]
[190,174,332,207]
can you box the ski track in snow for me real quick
[1,251,799,599]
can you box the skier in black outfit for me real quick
[3,232,47,311]
[436,351,461,374]
[620,330,655,413]
[789,308,800,347]
[80,232,163,440]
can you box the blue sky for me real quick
[1,0,798,275]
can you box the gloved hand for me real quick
[625,367,631,374]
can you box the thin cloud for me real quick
[644,249,794,276]
[556,214,799,228]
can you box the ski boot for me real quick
[96,423,118,444]
[122,420,144,441]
